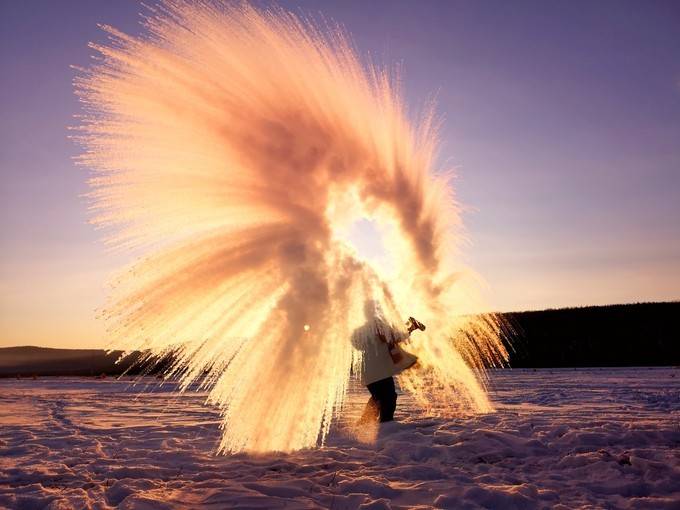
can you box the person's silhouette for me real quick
[351,300,418,423]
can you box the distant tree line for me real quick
[0,347,171,378]
[499,301,680,368]
[2,302,678,376]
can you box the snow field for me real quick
[1,368,678,509]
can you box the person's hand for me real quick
[405,318,417,334]
[406,317,426,333]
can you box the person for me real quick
[351,300,421,424]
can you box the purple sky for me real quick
[1,1,679,347]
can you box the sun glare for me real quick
[336,217,394,275]
[75,0,508,453]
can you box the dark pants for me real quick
[360,377,397,423]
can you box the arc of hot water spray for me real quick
[74,0,508,453]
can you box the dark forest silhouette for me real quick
[500,301,679,368]
[1,302,678,376]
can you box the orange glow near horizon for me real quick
[3,0,680,355]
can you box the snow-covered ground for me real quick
[1,368,678,509]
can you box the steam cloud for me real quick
[74,0,508,453]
